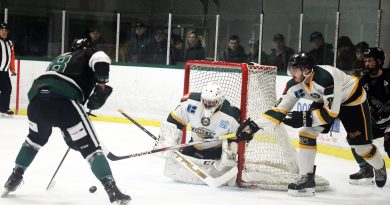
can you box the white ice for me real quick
[0,116,389,205]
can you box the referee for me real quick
[0,22,16,116]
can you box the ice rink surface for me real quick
[0,116,389,205]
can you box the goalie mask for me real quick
[200,82,226,122]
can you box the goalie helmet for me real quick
[71,38,92,51]
[201,82,226,119]
[288,52,315,71]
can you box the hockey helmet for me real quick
[363,47,385,65]
[71,38,92,51]
[201,82,226,118]
[288,52,315,71]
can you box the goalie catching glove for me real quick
[236,118,261,142]
[283,111,312,128]
[87,84,113,110]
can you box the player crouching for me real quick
[155,82,258,187]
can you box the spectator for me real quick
[171,34,184,64]
[219,35,247,63]
[183,30,205,62]
[308,31,334,66]
[0,22,16,116]
[352,41,369,76]
[85,27,101,45]
[267,34,295,73]
[336,36,356,72]
[127,21,151,63]
[148,29,167,64]
[247,39,268,65]
[119,31,129,62]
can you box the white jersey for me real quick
[167,93,240,150]
[257,65,366,128]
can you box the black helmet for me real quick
[363,47,385,62]
[0,22,8,30]
[288,52,315,70]
[71,38,92,51]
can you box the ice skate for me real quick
[374,162,387,188]
[2,167,24,197]
[0,110,14,118]
[349,164,375,185]
[102,177,131,205]
[288,166,316,197]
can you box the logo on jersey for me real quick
[219,120,229,129]
[191,127,216,139]
[201,117,210,126]
[294,89,305,98]
[384,80,388,87]
[186,104,197,114]
[310,93,321,99]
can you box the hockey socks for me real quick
[15,141,39,168]
[89,152,113,180]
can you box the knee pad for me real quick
[384,134,390,154]
[352,144,377,160]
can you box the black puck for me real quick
[89,185,97,193]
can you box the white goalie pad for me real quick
[163,140,238,187]
[154,121,183,158]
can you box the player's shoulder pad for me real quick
[312,65,334,87]
[220,100,241,121]
[283,79,299,94]
[181,92,201,102]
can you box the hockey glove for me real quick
[87,84,113,110]
[283,111,312,128]
[236,118,261,142]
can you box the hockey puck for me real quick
[89,185,97,193]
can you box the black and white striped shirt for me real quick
[0,38,14,72]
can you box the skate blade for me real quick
[288,188,315,197]
[1,189,10,198]
[349,178,375,185]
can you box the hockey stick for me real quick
[116,109,238,187]
[173,150,238,188]
[46,147,70,190]
[107,138,222,161]
[118,108,157,140]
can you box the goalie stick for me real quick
[115,109,238,187]
[173,150,238,188]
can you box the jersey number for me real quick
[47,55,72,73]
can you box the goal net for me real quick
[184,60,329,190]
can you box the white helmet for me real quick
[201,82,226,118]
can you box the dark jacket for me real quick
[219,45,247,63]
[267,47,295,73]
[184,41,205,62]
[309,43,334,66]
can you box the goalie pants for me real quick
[181,145,222,160]
[27,92,101,158]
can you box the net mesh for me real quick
[185,61,328,190]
